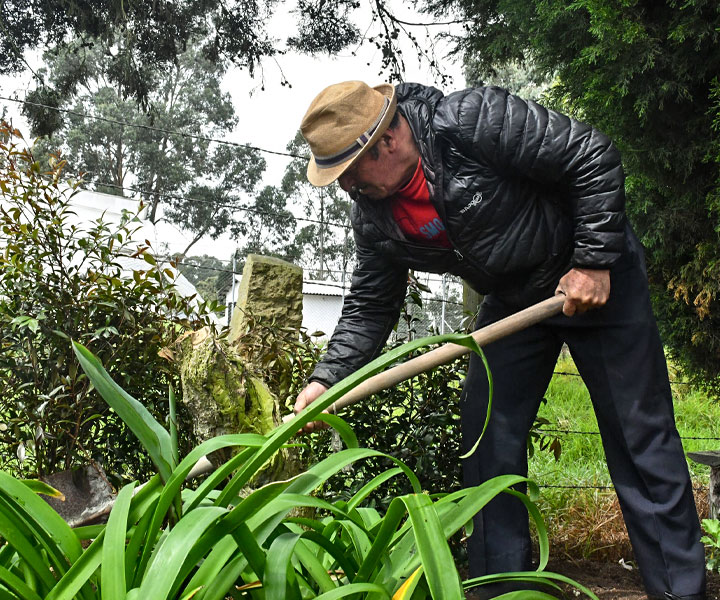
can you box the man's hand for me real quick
[294,381,329,433]
[555,268,610,316]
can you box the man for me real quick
[294,80,705,599]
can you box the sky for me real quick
[0,2,467,259]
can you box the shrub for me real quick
[0,123,215,480]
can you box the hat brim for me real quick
[306,84,397,187]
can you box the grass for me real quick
[527,350,720,561]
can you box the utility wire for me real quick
[70,180,353,230]
[0,94,308,161]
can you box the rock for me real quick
[229,254,303,344]
[174,254,305,482]
[41,464,115,528]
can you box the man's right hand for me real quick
[294,381,329,433]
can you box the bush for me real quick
[0,338,598,599]
[0,123,215,481]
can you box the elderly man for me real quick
[293,81,705,599]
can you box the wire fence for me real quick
[0,95,720,491]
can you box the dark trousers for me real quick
[461,231,706,597]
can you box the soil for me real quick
[546,558,719,599]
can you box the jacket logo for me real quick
[460,192,483,214]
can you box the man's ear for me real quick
[380,129,397,153]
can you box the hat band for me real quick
[314,97,391,169]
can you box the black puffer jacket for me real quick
[310,82,626,387]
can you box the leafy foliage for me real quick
[0,332,598,599]
[0,0,277,101]
[701,518,720,574]
[430,0,720,387]
[177,255,231,306]
[0,123,214,479]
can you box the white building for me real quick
[68,189,218,324]
[222,275,347,340]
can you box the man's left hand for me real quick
[555,268,610,316]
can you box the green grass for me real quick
[526,351,720,559]
[530,352,720,486]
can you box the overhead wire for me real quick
[0,94,307,161]
[80,180,353,230]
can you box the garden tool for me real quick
[279,293,567,427]
[69,294,566,507]
[187,294,566,480]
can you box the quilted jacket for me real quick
[310,82,626,387]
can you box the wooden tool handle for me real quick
[285,294,566,422]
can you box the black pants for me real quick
[461,231,705,597]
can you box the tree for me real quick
[0,124,214,479]
[426,0,720,386]
[1,0,279,103]
[27,36,267,256]
[2,0,456,116]
[464,59,550,102]
[277,131,355,280]
[177,255,231,305]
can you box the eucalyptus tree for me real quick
[277,131,355,280]
[26,36,267,256]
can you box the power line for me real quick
[0,94,308,161]
[73,180,353,230]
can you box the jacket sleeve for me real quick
[435,86,626,269]
[309,232,408,388]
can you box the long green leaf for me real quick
[380,475,529,584]
[0,471,84,593]
[347,468,403,512]
[291,529,359,582]
[137,507,226,599]
[401,494,463,599]
[197,553,249,600]
[174,480,295,598]
[21,479,65,499]
[0,500,57,593]
[314,582,391,599]
[181,536,239,599]
[459,344,493,459]
[125,503,155,588]
[47,476,164,600]
[292,537,337,594]
[464,571,597,600]
[72,341,174,481]
[101,482,136,600]
[313,413,358,449]
[354,498,408,584]
[168,384,180,466]
[0,564,44,600]
[216,331,484,507]
[136,433,267,585]
[264,532,302,600]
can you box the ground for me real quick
[547,558,719,599]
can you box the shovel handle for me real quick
[286,294,566,422]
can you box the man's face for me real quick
[337,137,407,200]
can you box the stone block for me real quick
[229,254,303,343]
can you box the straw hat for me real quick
[301,81,397,187]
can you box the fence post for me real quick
[688,450,720,518]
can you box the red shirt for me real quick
[391,159,451,247]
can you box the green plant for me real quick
[0,334,598,599]
[0,123,216,480]
[701,518,720,573]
